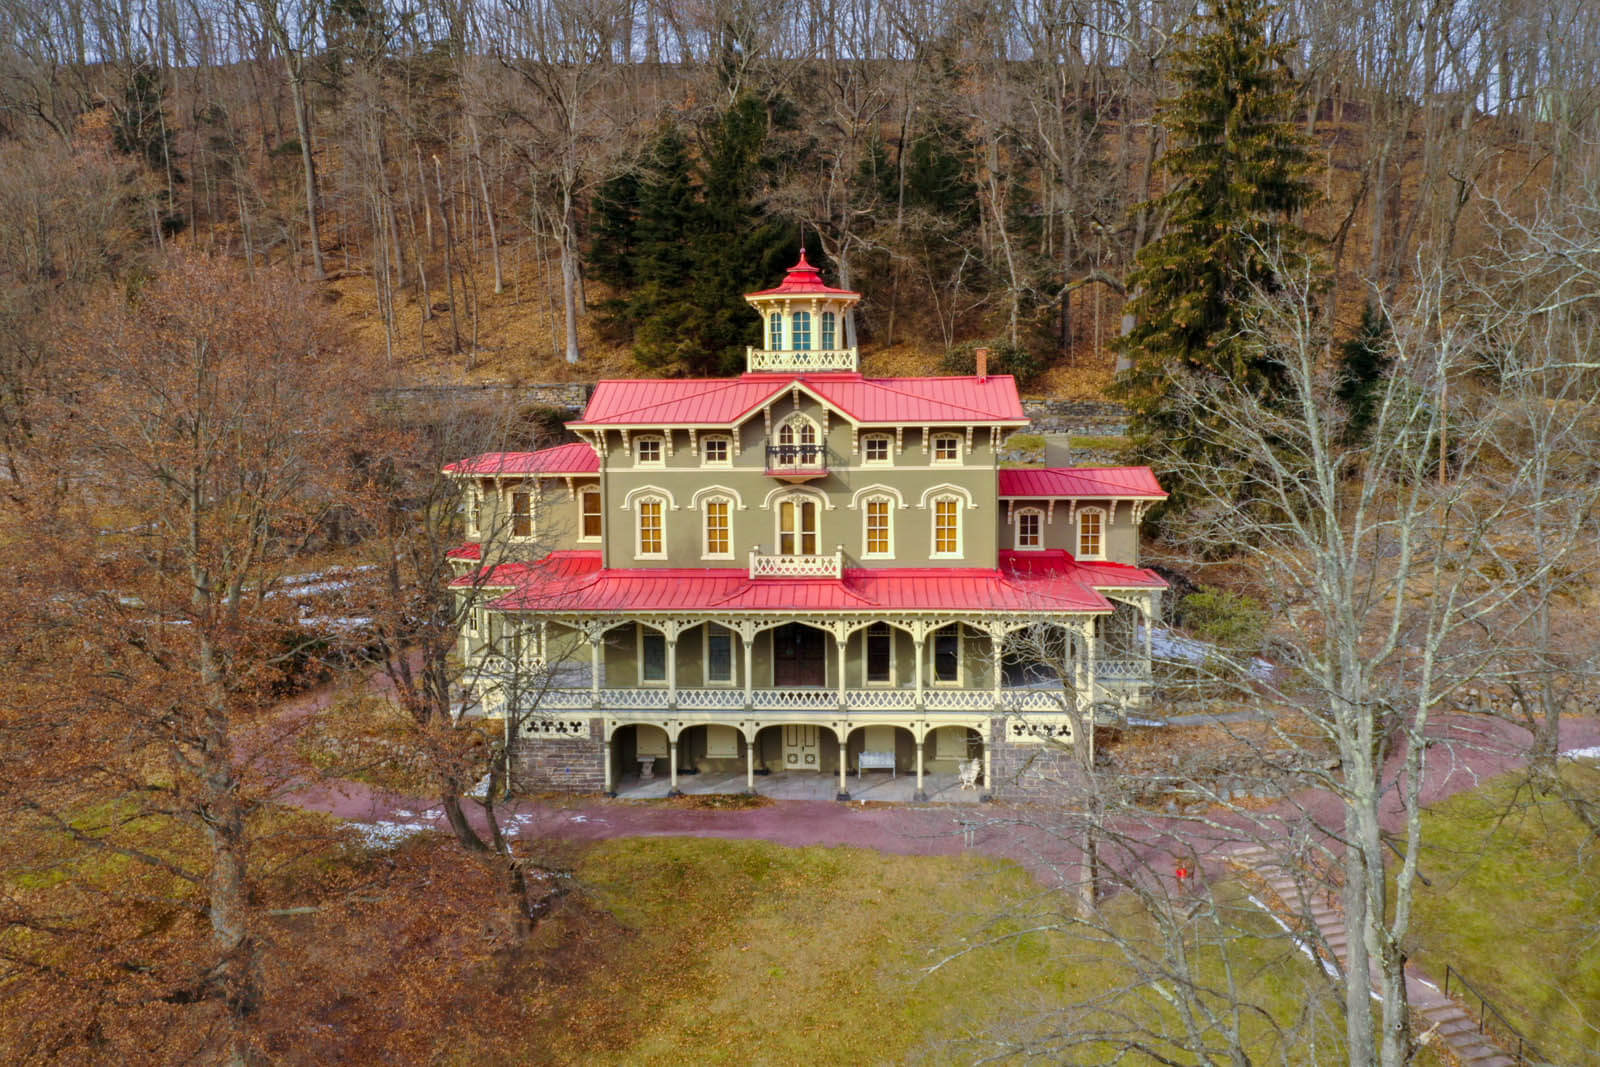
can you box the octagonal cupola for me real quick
[744,250,861,373]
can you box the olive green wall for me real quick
[458,475,600,561]
[994,498,1140,565]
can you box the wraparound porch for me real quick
[612,766,982,803]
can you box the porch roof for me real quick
[998,466,1167,499]
[442,441,600,476]
[468,549,1163,616]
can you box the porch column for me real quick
[915,729,927,801]
[990,632,1003,702]
[836,632,849,707]
[1084,622,1098,712]
[837,736,849,801]
[981,729,992,802]
[745,735,755,793]
[666,635,678,708]
[913,636,926,709]
[589,636,602,708]
[742,637,755,708]
[603,739,614,797]
[1143,603,1154,663]
[669,739,680,795]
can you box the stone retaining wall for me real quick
[1021,399,1129,437]
[509,718,606,792]
[985,716,1086,802]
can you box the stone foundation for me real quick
[509,717,606,793]
[986,716,1087,802]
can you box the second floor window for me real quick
[821,311,836,349]
[932,496,960,556]
[465,488,481,536]
[1016,508,1042,549]
[580,487,602,540]
[865,622,892,683]
[510,489,533,538]
[702,436,731,465]
[932,433,961,463]
[637,497,665,557]
[1078,507,1105,558]
[862,434,891,464]
[932,625,961,683]
[791,310,811,350]
[778,496,819,556]
[864,498,891,556]
[704,498,731,557]
[635,436,663,465]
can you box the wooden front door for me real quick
[772,623,827,687]
[782,725,821,771]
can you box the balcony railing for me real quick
[749,546,843,579]
[764,443,828,478]
[747,346,859,372]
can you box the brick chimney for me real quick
[975,347,989,382]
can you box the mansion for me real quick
[444,252,1167,801]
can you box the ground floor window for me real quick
[866,622,892,684]
[640,630,667,683]
[933,625,960,683]
[706,628,734,683]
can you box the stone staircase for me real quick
[1224,843,1524,1067]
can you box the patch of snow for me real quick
[1142,625,1273,679]
[467,775,492,798]
[568,814,588,823]
[1561,746,1600,761]
[296,615,374,630]
[348,820,433,847]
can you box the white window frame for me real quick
[464,486,482,537]
[635,493,667,559]
[861,433,892,466]
[791,309,812,351]
[634,434,665,466]
[931,431,962,465]
[930,494,963,558]
[506,484,536,541]
[701,434,733,467]
[768,312,784,350]
[701,494,734,560]
[1014,506,1045,551]
[820,310,837,350]
[863,622,896,687]
[578,486,602,542]
[774,490,823,556]
[862,495,894,558]
[638,627,668,685]
[930,624,963,686]
[1077,506,1107,560]
[704,625,736,686]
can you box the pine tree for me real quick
[1336,302,1393,443]
[586,168,641,291]
[1113,0,1321,489]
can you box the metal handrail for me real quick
[765,443,827,468]
[1441,964,1548,1064]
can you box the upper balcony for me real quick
[764,443,829,481]
[746,346,859,373]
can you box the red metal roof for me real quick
[571,373,1026,428]
[745,249,860,299]
[998,466,1167,499]
[999,549,1166,588]
[477,555,1164,616]
[443,441,599,476]
[446,543,482,562]
[449,550,605,590]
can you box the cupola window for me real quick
[791,311,811,351]
[820,311,836,349]
[768,313,783,350]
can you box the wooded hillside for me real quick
[3,0,1596,396]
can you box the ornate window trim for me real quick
[690,484,745,511]
[505,484,537,541]
[861,494,895,559]
[917,483,976,510]
[772,489,823,556]
[760,483,831,512]
[622,485,677,511]
[1077,506,1107,560]
[700,434,733,467]
[930,494,963,558]
[701,494,735,560]
[634,493,668,559]
[1014,506,1045,551]
[930,431,962,465]
[634,434,666,467]
[464,486,482,538]
[861,433,893,466]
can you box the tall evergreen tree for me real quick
[1336,302,1393,443]
[1112,0,1321,493]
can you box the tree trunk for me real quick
[285,61,325,280]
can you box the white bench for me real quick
[857,750,896,780]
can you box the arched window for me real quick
[1077,507,1106,559]
[820,311,837,350]
[931,494,962,557]
[635,494,667,558]
[702,495,733,558]
[775,414,821,467]
[579,486,602,541]
[768,313,784,350]
[1014,507,1044,550]
[776,493,820,556]
[791,310,812,351]
[862,495,893,557]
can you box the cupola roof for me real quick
[745,249,861,301]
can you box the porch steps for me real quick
[1224,844,1521,1067]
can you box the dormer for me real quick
[744,250,861,373]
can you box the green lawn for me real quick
[1406,762,1600,1064]
[461,836,1346,1065]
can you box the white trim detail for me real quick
[761,484,833,512]
[848,483,905,510]
[690,484,747,511]
[622,485,678,511]
[1076,506,1107,560]
[918,483,976,510]
[1014,506,1045,550]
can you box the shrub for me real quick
[1180,588,1267,653]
